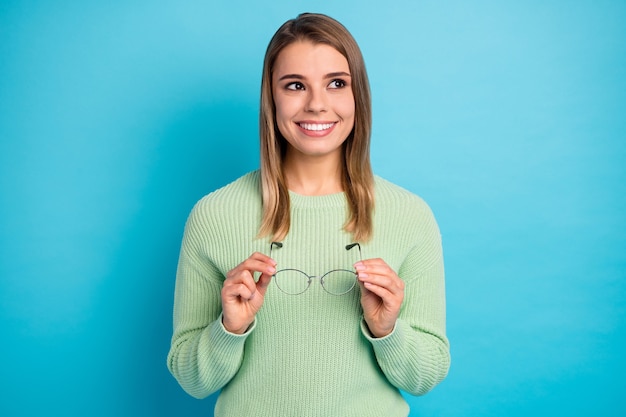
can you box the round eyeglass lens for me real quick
[274,269,311,295]
[321,269,357,295]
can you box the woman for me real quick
[167,13,450,416]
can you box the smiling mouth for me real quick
[298,122,336,131]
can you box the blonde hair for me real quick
[258,13,374,242]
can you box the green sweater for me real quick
[167,171,450,417]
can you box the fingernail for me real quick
[268,267,276,274]
[355,264,366,271]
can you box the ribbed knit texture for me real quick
[167,171,450,417]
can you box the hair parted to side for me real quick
[258,12,374,242]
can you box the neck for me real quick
[283,151,344,196]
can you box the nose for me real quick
[304,88,327,113]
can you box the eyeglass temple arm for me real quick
[270,241,283,257]
[345,243,362,260]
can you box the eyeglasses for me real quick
[269,242,362,295]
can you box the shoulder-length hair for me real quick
[258,13,374,242]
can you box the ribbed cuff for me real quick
[360,318,406,357]
[211,313,256,344]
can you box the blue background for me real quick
[1,1,624,415]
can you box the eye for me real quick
[328,79,347,89]
[286,82,305,91]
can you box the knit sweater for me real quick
[167,171,450,417]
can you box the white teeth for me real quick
[299,122,334,131]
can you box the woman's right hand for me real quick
[221,252,276,334]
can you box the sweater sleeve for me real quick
[362,200,450,396]
[166,201,252,399]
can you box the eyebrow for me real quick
[277,71,351,81]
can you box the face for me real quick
[272,40,355,162]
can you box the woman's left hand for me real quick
[355,258,405,338]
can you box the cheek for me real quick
[273,95,295,124]
[272,97,294,139]
[337,94,356,120]
[340,101,356,128]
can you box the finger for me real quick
[228,251,277,275]
[255,272,273,297]
[225,267,262,292]
[355,260,403,289]
[360,280,395,301]
[358,272,404,294]
[223,281,256,301]
[354,259,393,275]
[248,251,278,267]
[231,258,277,277]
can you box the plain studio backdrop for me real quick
[1,1,624,416]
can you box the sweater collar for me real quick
[288,189,347,208]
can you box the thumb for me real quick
[256,272,273,296]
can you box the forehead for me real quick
[272,41,349,77]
